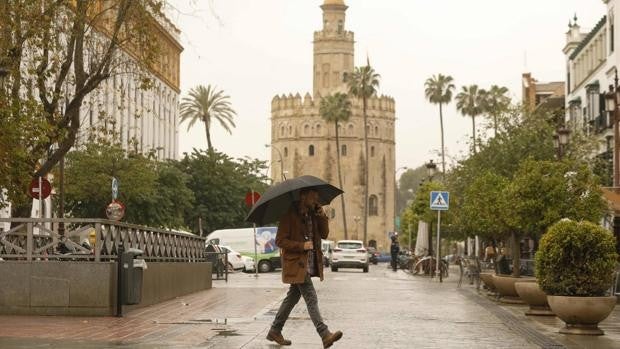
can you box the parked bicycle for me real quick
[411,255,448,278]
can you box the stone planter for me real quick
[547,295,617,335]
[514,281,554,316]
[479,272,497,297]
[492,275,534,304]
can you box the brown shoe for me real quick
[266,330,292,346]
[322,330,343,348]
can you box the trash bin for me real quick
[121,248,145,305]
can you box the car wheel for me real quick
[331,266,338,272]
[258,260,272,273]
[363,266,369,273]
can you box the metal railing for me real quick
[0,218,206,262]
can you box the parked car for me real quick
[207,227,280,272]
[330,240,369,273]
[376,252,392,263]
[367,247,380,265]
[241,255,255,272]
[321,239,335,267]
[220,246,245,271]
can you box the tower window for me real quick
[309,145,315,156]
[369,195,378,216]
[374,126,379,135]
[341,144,347,156]
[370,146,375,157]
[338,20,343,34]
[284,147,288,157]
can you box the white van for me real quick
[206,227,280,273]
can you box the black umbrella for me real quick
[246,175,343,226]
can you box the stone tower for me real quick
[269,0,396,251]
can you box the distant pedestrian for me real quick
[390,235,400,272]
[266,188,343,348]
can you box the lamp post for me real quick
[425,160,437,259]
[552,127,570,160]
[265,144,285,181]
[605,72,620,187]
[394,166,408,233]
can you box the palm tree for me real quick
[424,74,455,176]
[180,85,237,152]
[482,85,511,137]
[346,64,380,246]
[320,93,352,239]
[456,85,484,154]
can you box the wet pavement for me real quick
[0,265,618,348]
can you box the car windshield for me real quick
[221,247,230,253]
[338,242,362,249]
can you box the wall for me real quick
[0,261,211,316]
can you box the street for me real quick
[2,264,617,349]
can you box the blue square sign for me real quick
[430,191,449,211]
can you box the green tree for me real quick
[319,93,352,239]
[346,64,380,245]
[1,0,162,217]
[64,143,193,228]
[178,149,269,234]
[424,74,455,175]
[180,85,237,152]
[397,166,427,217]
[481,85,511,137]
[455,85,485,154]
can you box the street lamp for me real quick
[394,166,408,232]
[425,160,437,181]
[553,127,570,159]
[605,71,620,187]
[265,144,286,181]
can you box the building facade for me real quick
[269,0,396,250]
[76,5,183,161]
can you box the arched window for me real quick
[280,125,285,136]
[348,124,354,135]
[288,125,293,135]
[284,147,288,157]
[304,124,310,135]
[341,144,347,156]
[316,124,322,135]
[370,146,375,157]
[369,195,378,216]
[337,20,343,34]
[374,126,379,136]
[309,145,315,156]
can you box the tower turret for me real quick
[313,0,355,96]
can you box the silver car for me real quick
[330,240,369,273]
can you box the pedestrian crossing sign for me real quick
[430,191,449,211]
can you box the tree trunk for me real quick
[439,103,446,176]
[362,97,369,246]
[334,122,348,239]
[471,116,477,154]
[205,121,213,152]
[511,231,521,277]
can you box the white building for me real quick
[564,3,616,186]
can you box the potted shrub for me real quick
[536,220,618,335]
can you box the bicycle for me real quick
[412,255,448,278]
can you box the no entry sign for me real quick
[245,191,261,207]
[29,177,52,200]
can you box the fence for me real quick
[0,218,206,262]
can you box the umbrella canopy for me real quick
[246,175,343,226]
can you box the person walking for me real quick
[390,235,400,272]
[266,188,343,348]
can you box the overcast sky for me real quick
[168,0,603,175]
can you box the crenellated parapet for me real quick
[271,92,396,115]
[313,30,355,42]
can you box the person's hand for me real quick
[303,241,314,250]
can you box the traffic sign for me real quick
[245,191,261,207]
[111,177,119,200]
[430,191,449,211]
[106,200,125,221]
[29,177,52,200]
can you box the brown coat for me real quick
[276,206,329,284]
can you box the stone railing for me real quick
[0,218,206,262]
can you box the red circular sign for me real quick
[29,178,52,200]
[106,200,126,221]
[245,191,261,207]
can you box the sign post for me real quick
[430,191,449,283]
[29,177,52,219]
[245,190,261,277]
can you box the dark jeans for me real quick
[391,255,398,271]
[271,274,329,337]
